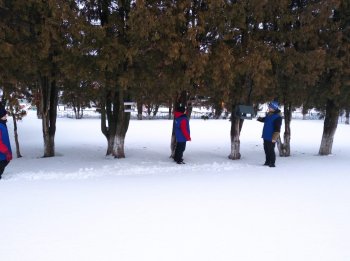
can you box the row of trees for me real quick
[0,0,349,160]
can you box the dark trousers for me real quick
[174,142,186,162]
[263,140,276,165]
[0,160,9,178]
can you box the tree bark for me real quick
[40,75,58,157]
[345,109,349,125]
[302,106,308,120]
[227,71,253,159]
[168,100,172,120]
[152,104,160,118]
[228,105,242,160]
[73,99,83,119]
[319,99,339,155]
[137,101,143,120]
[101,89,117,156]
[213,100,223,119]
[11,110,22,158]
[278,103,291,157]
[113,89,130,158]
[146,103,152,117]
[34,87,42,119]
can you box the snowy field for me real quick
[1,111,349,261]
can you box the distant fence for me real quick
[256,111,324,120]
[57,108,349,123]
[57,110,101,119]
[57,109,216,120]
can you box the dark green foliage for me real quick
[1,0,349,158]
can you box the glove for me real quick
[6,152,12,161]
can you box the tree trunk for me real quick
[40,75,58,157]
[34,87,43,119]
[152,104,159,118]
[278,103,291,157]
[319,99,339,155]
[106,134,114,156]
[114,134,125,158]
[227,72,252,159]
[345,109,349,125]
[170,126,176,159]
[213,100,223,119]
[137,101,143,120]
[101,90,117,156]
[302,106,308,120]
[73,101,83,119]
[168,99,172,120]
[228,105,242,160]
[11,111,22,158]
[113,89,130,158]
[187,99,193,119]
[146,103,152,117]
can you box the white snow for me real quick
[0,111,349,261]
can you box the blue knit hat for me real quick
[268,101,279,110]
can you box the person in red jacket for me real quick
[174,106,191,164]
[0,107,12,179]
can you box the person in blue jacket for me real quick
[174,106,191,164]
[0,107,12,179]
[257,101,282,167]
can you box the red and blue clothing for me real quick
[174,111,191,142]
[0,121,12,161]
[173,111,191,164]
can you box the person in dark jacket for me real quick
[174,106,191,164]
[0,107,12,179]
[257,101,282,167]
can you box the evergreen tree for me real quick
[1,0,82,157]
[78,0,137,158]
[263,0,331,156]
[129,0,207,157]
[314,0,350,155]
[202,1,274,159]
[59,16,100,120]
[128,2,169,120]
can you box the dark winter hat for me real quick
[268,101,279,110]
[0,107,7,118]
[176,106,186,113]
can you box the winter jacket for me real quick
[174,112,191,142]
[0,121,12,161]
[258,111,282,141]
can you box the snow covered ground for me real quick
[0,111,349,261]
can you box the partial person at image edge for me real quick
[0,107,12,179]
[174,106,191,164]
[257,101,282,167]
